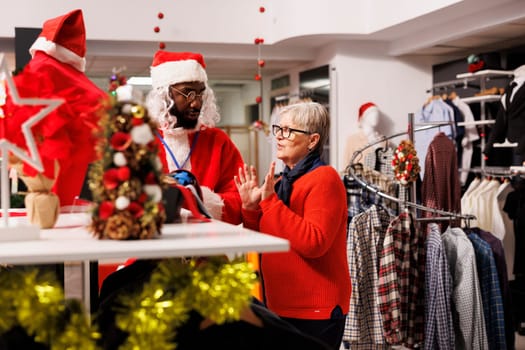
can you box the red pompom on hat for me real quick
[150,50,208,89]
[29,9,87,72]
[358,102,377,121]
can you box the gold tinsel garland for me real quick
[0,268,99,349]
[0,257,257,349]
[117,257,257,349]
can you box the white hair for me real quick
[145,83,220,132]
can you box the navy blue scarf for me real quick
[275,152,325,206]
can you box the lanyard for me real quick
[156,131,200,170]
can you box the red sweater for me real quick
[242,165,351,320]
[157,127,243,225]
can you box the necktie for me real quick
[506,81,517,111]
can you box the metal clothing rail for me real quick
[346,113,476,222]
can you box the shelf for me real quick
[456,69,514,79]
[457,119,495,127]
[461,95,502,104]
[0,213,290,265]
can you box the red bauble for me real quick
[154,26,160,33]
[99,201,115,220]
[259,6,265,13]
[158,12,164,19]
[255,74,262,81]
[159,42,166,49]
[255,96,262,104]
[254,38,261,45]
[258,37,264,44]
[258,59,265,67]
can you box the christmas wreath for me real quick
[391,139,420,186]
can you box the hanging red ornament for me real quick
[255,74,262,81]
[258,59,265,67]
[158,12,164,19]
[159,42,166,50]
[254,38,261,45]
[258,38,264,44]
[255,96,262,104]
[259,6,265,13]
[154,26,160,33]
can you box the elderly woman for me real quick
[235,102,350,350]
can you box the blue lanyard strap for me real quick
[156,131,200,170]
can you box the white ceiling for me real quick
[82,17,525,87]
[4,1,525,86]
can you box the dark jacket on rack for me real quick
[485,82,525,157]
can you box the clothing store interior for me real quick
[2,0,525,349]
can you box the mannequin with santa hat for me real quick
[145,50,244,224]
[3,9,108,210]
[343,102,382,168]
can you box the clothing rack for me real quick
[347,113,476,222]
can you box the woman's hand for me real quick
[261,161,276,201]
[235,162,277,210]
[234,164,263,210]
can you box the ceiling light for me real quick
[127,76,152,86]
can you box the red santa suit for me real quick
[156,125,243,224]
[3,9,108,206]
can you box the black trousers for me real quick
[281,306,346,350]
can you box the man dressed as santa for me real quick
[146,50,244,224]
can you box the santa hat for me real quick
[358,102,377,121]
[150,51,208,89]
[29,9,86,72]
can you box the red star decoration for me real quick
[0,53,63,173]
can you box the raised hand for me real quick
[234,164,263,210]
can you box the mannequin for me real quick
[343,102,382,167]
[484,64,525,165]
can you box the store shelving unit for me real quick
[455,69,514,168]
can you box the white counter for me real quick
[0,213,289,265]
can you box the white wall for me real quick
[331,46,432,171]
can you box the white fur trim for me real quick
[151,60,207,89]
[164,132,191,172]
[29,37,86,72]
[200,186,224,220]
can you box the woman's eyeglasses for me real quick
[171,86,204,103]
[271,124,311,139]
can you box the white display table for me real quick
[0,213,289,265]
[0,213,289,311]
